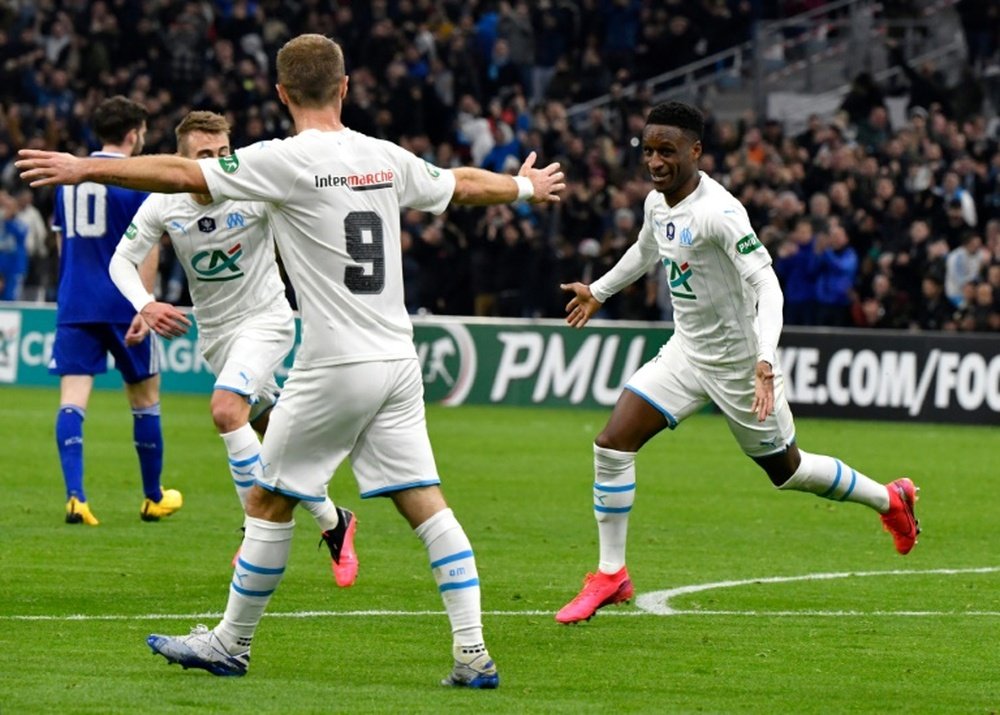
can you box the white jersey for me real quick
[591,172,772,368]
[115,193,289,334]
[200,129,456,368]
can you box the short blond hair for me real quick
[276,34,345,108]
[175,111,230,153]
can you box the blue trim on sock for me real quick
[839,469,857,501]
[229,455,259,467]
[360,479,442,499]
[623,385,678,428]
[230,583,274,598]
[430,550,474,569]
[594,482,636,493]
[820,460,843,499]
[594,505,632,513]
[236,557,285,575]
[254,480,324,503]
[439,578,480,592]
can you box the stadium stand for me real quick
[0,0,997,332]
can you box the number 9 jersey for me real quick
[199,130,457,369]
[52,152,149,325]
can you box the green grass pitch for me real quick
[1,385,998,714]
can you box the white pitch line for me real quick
[636,566,1000,615]
[4,567,1000,622]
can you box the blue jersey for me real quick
[52,152,149,324]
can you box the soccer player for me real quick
[108,110,357,587]
[554,101,920,624]
[49,96,181,526]
[18,34,565,687]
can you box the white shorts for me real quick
[258,358,440,502]
[198,307,295,418]
[625,339,796,457]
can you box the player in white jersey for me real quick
[554,102,921,625]
[107,111,358,587]
[18,34,565,686]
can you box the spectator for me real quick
[912,273,957,330]
[944,233,987,306]
[0,190,28,300]
[15,187,49,300]
[774,217,818,325]
[812,221,859,327]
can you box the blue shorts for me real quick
[49,323,159,384]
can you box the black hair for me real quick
[92,96,148,145]
[645,101,704,141]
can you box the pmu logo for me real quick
[191,243,245,282]
[413,322,476,405]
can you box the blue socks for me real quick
[132,403,164,502]
[56,405,86,500]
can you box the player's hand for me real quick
[519,151,565,204]
[125,313,150,346]
[752,360,775,422]
[15,150,85,188]
[560,282,602,328]
[140,301,191,339]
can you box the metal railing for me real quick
[565,0,963,126]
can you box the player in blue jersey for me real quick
[49,96,182,525]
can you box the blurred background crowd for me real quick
[0,0,998,332]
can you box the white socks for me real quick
[593,444,636,574]
[221,424,340,531]
[301,497,340,533]
[216,516,293,652]
[779,449,890,512]
[220,424,261,509]
[415,508,483,648]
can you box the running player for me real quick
[49,95,181,525]
[555,101,920,625]
[18,34,564,687]
[108,110,357,587]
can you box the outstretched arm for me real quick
[560,282,604,328]
[451,151,564,205]
[17,151,208,194]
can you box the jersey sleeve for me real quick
[200,142,294,204]
[51,186,65,234]
[384,142,456,215]
[589,201,660,303]
[114,194,164,264]
[707,200,772,281]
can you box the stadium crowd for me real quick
[0,0,998,333]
